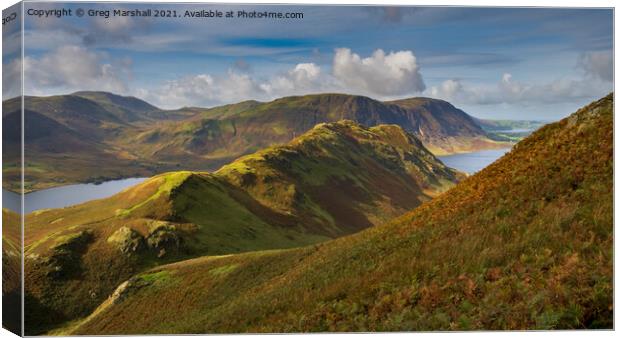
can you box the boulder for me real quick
[107,226,145,256]
[146,221,182,257]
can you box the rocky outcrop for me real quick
[146,222,182,258]
[44,229,94,278]
[106,222,183,259]
[107,227,146,256]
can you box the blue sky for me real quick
[4,3,613,120]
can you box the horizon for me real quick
[4,89,568,122]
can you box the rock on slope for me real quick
[68,94,612,333]
[23,121,461,334]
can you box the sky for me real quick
[2,3,614,120]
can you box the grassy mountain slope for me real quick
[387,97,502,154]
[138,94,507,166]
[2,209,21,335]
[5,94,130,139]
[215,120,461,234]
[2,93,195,191]
[69,94,612,334]
[71,91,161,121]
[23,121,461,334]
[3,92,505,191]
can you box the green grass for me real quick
[209,264,239,276]
[169,173,331,255]
[24,119,463,335]
[67,94,613,334]
[6,92,504,192]
[116,171,193,217]
[139,271,175,285]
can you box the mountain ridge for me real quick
[3,91,507,192]
[64,93,612,334]
[23,120,462,334]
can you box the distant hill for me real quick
[475,118,547,132]
[66,94,612,333]
[23,121,462,335]
[475,118,547,142]
[140,94,506,164]
[3,92,506,192]
[71,91,162,122]
[2,92,195,192]
[387,97,493,154]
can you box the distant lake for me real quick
[3,177,147,214]
[438,148,511,174]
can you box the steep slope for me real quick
[70,91,160,122]
[2,209,21,335]
[69,94,612,334]
[139,94,506,165]
[4,92,505,191]
[24,121,461,334]
[72,91,194,121]
[4,94,129,139]
[215,120,461,234]
[2,93,194,191]
[387,97,499,154]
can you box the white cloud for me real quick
[428,71,612,107]
[22,45,130,95]
[262,63,325,97]
[143,71,266,108]
[333,48,426,96]
[428,79,462,101]
[140,48,429,108]
[143,64,326,108]
[290,63,322,84]
[3,58,22,98]
[20,44,611,114]
[19,45,429,107]
[578,50,613,82]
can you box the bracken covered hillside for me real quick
[69,94,613,334]
[2,209,21,335]
[24,121,461,335]
[3,92,503,192]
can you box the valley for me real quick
[3,92,510,192]
[61,93,613,334]
[5,91,611,334]
[20,120,463,334]
[3,3,612,335]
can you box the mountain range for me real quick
[3,92,507,192]
[58,93,612,334]
[6,90,611,334]
[20,120,463,334]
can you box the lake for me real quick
[3,177,147,214]
[2,147,513,214]
[438,148,511,174]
